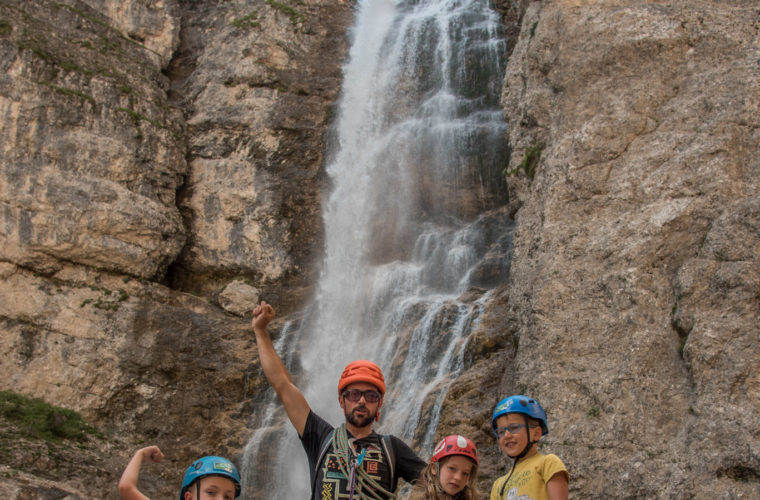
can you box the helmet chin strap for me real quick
[516,414,539,460]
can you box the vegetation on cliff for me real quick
[0,390,101,442]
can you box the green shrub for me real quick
[504,141,544,180]
[0,391,101,442]
[265,0,304,25]
[232,12,260,29]
[530,21,538,38]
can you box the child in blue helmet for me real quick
[489,396,568,500]
[118,445,241,500]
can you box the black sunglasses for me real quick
[342,389,382,403]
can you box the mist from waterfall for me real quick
[242,0,510,497]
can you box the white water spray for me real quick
[242,0,510,497]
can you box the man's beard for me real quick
[345,405,376,428]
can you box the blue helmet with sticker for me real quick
[491,395,549,436]
[179,456,241,500]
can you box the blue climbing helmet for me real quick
[491,395,549,436]
[179,456,241,500]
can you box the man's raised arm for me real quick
[252,301,310,436]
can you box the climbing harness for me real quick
[332,423,396,500]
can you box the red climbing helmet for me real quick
[338,360,386,394]
[431,434,479,465]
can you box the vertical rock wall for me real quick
[164,0,350,308]
[0,0,186,279]
[498,0,759,497]
[0,0,352,498]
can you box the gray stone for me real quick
[219,279,260,317]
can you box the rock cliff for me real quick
[1,0,758,499]
[1,0,351,497]
[489,0,760,497]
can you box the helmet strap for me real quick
[499,415,537,498]
[516,414,539,460]
[499,459,518,498]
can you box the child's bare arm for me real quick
[546,470,569,500]
[118,446,164,500]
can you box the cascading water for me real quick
[241,0,511,497]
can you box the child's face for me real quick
[495,414,541,458]
[184,476,237,500]
[434,455,474,496]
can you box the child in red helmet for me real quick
[409,434,480,500]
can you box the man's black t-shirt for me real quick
[300,411,425,500]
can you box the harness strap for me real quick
[311,429,335,496]
[334,424,394,499]
[312,425,397,499]
[379,434,396,491]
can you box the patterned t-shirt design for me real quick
[320,444,387,499]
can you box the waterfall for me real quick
[242,0,510,497]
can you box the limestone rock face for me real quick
[496,0,760,497]
[80,0,181,66]
[166,0,350,308]
[0,0,186,279]
[1,0,759,499]
[219,279,261,317]
[0,262,261,498]
[0,0,351,498]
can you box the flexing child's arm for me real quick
[118,446,164,500]
[546,470,569,500]
[252,301,311,436]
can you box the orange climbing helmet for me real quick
[338,360,386,394]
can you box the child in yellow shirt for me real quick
[489,396,568,500]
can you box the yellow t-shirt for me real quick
[490,453,568,500]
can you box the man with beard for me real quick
[252,301,425,500]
